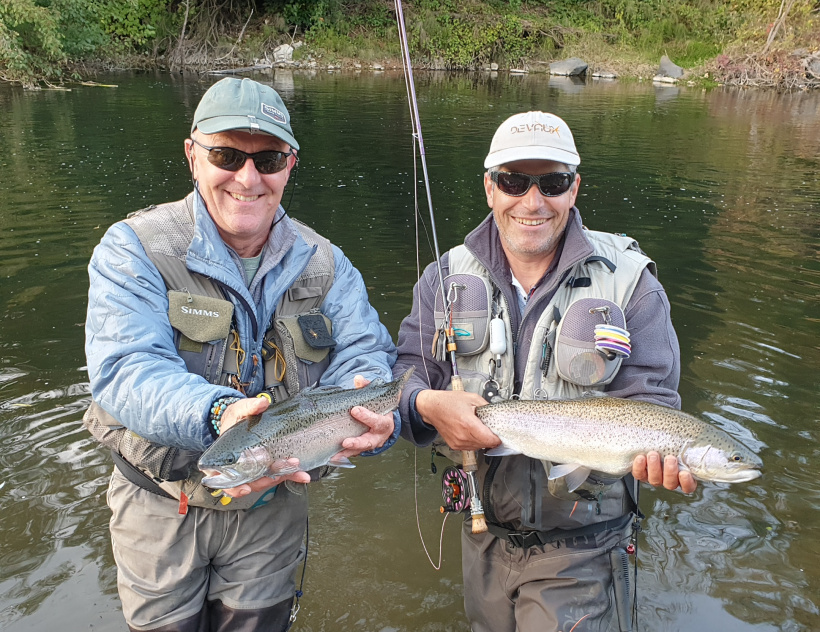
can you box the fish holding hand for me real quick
[197,369,413,493]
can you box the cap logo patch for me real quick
[511,123,561,137]
[261,103,287,124]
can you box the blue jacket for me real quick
[86,192,398,453]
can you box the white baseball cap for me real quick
[484,111,580,169]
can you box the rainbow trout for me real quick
[478,396,762,490]
[198,369,413,489]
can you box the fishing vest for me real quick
[83,194,336,511]
[446,229,654,532]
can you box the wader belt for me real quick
[486,512,633,550]
[111,450,175,500]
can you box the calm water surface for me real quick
[0,70,818,632]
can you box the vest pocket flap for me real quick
[277,315,333,363]
[433,273,492,356]
[288,286,323,301]
[168,291,234,343]
[297,314,336,349]
[554,298,625,386]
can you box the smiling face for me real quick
[484,159,580,267]
[185,129,297,257]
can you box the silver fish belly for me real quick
[198,368,413,488]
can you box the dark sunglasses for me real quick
[490,170,575,197]
[190,138,293,175]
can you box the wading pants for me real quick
[126,598,293,632]
[107,468,307,632]
[462,519,629,632]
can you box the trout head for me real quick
[198,443,272,489]
[680,437,763,483]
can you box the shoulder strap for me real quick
[124,193,224,298]
[276,219,336,315]
[583,229,658,279]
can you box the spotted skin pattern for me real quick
[198,369,413,488]
[476,396,762,483]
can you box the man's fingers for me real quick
[220,396,268,431]
[646,452,663,486]
[341,434,376,452]
[678,469,697,494]
[632,452,697,493]
[350,406,392,431]
[663,454,680,490]
[632,454,648,481]
[222,484,252,498]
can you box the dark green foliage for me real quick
[0,0,816,84]
[98,0,172,49]
[1,0,67,84]
[411,12,535,67]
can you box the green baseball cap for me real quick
[191,78,299,150]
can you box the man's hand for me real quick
[415,389,501,452]
[336,375,396,458]
[214,397,311,499]
[632,451,697,494]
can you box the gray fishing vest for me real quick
[448,229,655,401]
[446,229,654,531]
[83,194,336,510]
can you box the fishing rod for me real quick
[394,0,487,535]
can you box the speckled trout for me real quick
[478,396,762,490]
[198,369,413,489]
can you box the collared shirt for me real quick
[510,271,531,315]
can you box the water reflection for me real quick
[0,71,818,631]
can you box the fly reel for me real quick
[440,466,470,513]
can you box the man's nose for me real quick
[233,157,262,186]
[521,181,548,209]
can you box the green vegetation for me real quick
[1,0,818,88]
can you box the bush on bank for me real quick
[0,0,818,88]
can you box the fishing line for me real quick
[395,0,454,571]
[413,446,450,570]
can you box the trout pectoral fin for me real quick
[328,455,355,468]
[485,444,521,457]
[548,463,592,493]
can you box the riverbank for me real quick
[4,0,820,91]
[81,41,820,93]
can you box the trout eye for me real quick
[730,452,742,462]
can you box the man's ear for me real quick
[483,172,495,209]
[184,138,195,175]
[569,172,581,206]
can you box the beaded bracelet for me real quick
[210,396,241,436]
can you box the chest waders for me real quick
[441,230,654,544]
[83,194,336,511]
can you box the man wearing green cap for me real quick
[83,78,398,631]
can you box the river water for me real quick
[0,70,818,632]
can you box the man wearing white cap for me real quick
[83,78,398,631]
[393,112,693,631]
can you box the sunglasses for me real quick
[490,170,575,197]
[190,138,294,175]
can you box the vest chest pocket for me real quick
[272,313,335,395]
[167,291,235,351]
